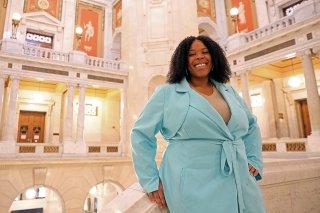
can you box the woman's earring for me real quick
[185,69,189,76]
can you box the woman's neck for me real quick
[189,78,211,88]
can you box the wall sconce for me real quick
[75,26,83,51]
[11,12,21,39]
[229,7,239,34]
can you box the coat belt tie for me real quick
[220,139,245,213]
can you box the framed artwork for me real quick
[197,0,216,22]
[76,2,105,57]
[230,0,256,33]
[24,0,62,20]
[112,0,122,32]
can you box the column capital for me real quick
[312,46,320,55]
[78,83,87,88]
[9,74,21,81]
[0,74,8,79]
[67,82,77,87]
[296,48,312,57]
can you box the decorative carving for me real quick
[107,146,118,152]
[19,146,36,153]
[262,143,277,152]
[44,146,59,153]
[150,0,163,4]
[286,142,306,152]
[33,167,47,185]
[88,146,101,153]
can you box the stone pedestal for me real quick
[1,38,24,54]
[294,0,320,22]
[0,141,16,155]
[306,134,320,152]
[69,50,87,64]
[225,33,246,51]
[63,142,87,154]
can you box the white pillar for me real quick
[2,76,20,142]
[240,71,252,111]
[119,88,126,156]
[62,0,77,51]
[76,84,86,144]
[63,83,75,143]
[0,74,8,139]
[300,49,320,151]
[229,73,238,90]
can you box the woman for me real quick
[131,35,265,213]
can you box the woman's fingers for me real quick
[147,181,167,209]
[248,164,259,177]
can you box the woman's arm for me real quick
[131,86,166,192]
[230,86,263,180]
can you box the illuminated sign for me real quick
[26,32,53,49]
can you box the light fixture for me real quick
[287,58,302,88]
[229,7,239,34]
[25,188,36,200]
[11,12,21,39]
[34,81,44,102]
[75,26,83,51]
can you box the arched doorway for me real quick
[148,75,166,98]
[9,186,63,213]
[83,181,124,213]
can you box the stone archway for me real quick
[198,17,220,43]
[148,75,166,98]
[83,181,124,213]
[9,185,64,213]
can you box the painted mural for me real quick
[24,0,62,20]
[112,0,122,32]
[76,3,104,57]
[230,0,255,33]
[197,0,216,22]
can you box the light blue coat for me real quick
[131,78,265,213]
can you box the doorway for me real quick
[17,111,46,143]
[297,99,311,138]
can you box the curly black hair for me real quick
[167,35,231,84]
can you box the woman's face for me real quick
[187,39,213,81]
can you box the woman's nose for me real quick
[196,53,204,59]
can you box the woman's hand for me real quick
[248,164,259,177]
[147,180,167,209]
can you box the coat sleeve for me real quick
[131,86,165,192]
[230,86,263,181]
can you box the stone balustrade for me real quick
[0,40,126,71]
[101,156,320,213]
[225,0,320,52]
[262,138,307,152]
[13,143,121,157]
[244,16,296,43]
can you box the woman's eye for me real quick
[188,53,196,56]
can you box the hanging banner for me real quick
[230,0,256,33]
[24,0,62,20]
[197,0,216,22]
[76,2,104,57]
[112,0,122,33]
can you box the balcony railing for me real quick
[1,40,127,72]
[15,142,121,157]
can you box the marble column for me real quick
[300,49,320,151]
[2,76,20,142]
[76,84,86,144]
[229,72,238,90]
[0,74,8,139]
[119,88,126,156]
[63,83,75,143]
[240,71,252,111]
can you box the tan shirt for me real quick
[200,88,231,124]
